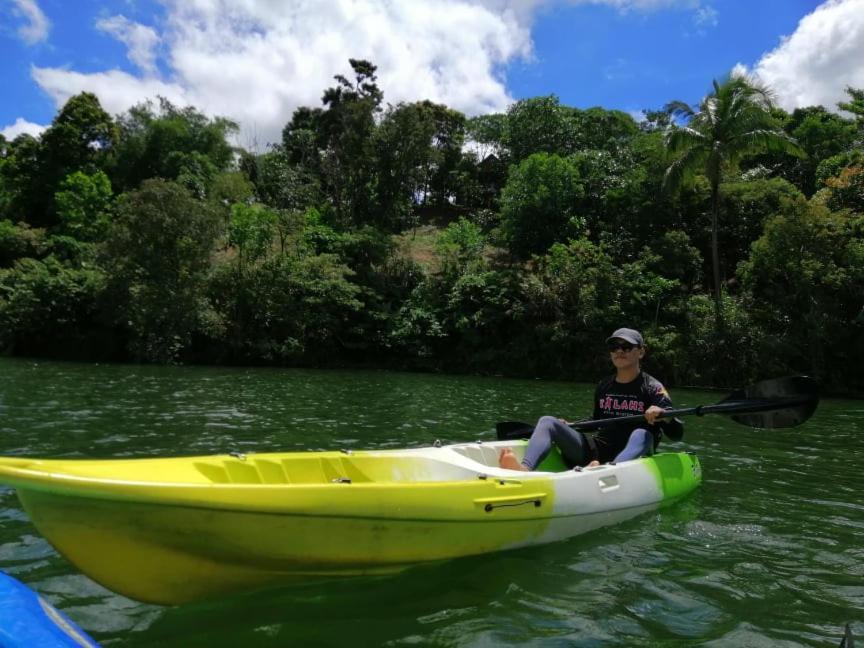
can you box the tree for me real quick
[9,93,116,226]
[1,135,41,215]
[500,153,585,259]
[503,96,578,162]
[749,105,857,195]
[571,107,639,152]
[0,220,43,267]
[0,256,107,357]
[55,170,113,240]
[663,76,804,323]
[435,217,485,274]
[318,59,383,227]
[209,253,364,363]
[281,106,326,168]
[254,149,320,212]
[39,92,117,177]
[740,197,864,385]
[112,98,237,193]
[716,177,802,275]
[465,113,506,160]
[838,86,864,134]
[104,179,221,362]
[228,203,277,275]
[373,101,440,229]
[822,164,864,214]
[373,100,467,229]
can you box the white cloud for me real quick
[29,0,704,146]
[32,66,188,116]
[1,117,47,139]
[745,0,864,112]
[96,15,161,75]
[11,0,49,44]
[693,5,717,28]
[730,63,749,80]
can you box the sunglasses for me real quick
[608,342,639,352]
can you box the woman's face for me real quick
[608,339,645,370]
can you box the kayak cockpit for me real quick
[192,453,487,484]
[0,441,562,488]
[193,442,560,484]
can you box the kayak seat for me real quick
[448,442,568,473]
[193,454,487,485]
[535,448,568,472]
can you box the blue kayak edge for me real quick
[0,571,99,647]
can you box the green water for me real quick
[0,358,861,647]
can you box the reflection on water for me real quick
[0,358,861,646]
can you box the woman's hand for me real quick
[644,406,665,425]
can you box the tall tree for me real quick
[318,59,383,228]
[663,76,803,322]
[503,96,578,162]
[571,107,639,152]
[373,100,466,229]
[112,98,237,194]
[104,179,221,362]
[8,93,116,226]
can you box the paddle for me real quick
[495,375,819,441]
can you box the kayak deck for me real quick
[0,442,701,605]
[0,441,566,486]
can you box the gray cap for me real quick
[606,327,644,346]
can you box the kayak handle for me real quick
[475,493,547,512]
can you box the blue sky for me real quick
[510,0,819,110]
[1,0,861,145]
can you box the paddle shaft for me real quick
[496,376,818,440]
[568,394,814,431]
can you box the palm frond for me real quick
[664,125,707,152]
[663,76,799,187]
[729,129,806,159]
[664,100,694,120]
[662,146,710,193]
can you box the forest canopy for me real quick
[1,62,862,394]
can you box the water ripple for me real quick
[0,358,860,647]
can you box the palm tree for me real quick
[663,76,804,324]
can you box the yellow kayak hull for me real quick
[0,443,701,605]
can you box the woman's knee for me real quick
[534,416,559,434]
[630,428,653,453]
[631,427,651,442]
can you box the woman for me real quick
[499,327,678,471]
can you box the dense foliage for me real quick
[1,61,862,394]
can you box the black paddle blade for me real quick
[723,376,819,428]
[495,421,534,440]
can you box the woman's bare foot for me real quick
[586,460,600,468]
[498,448,529,471]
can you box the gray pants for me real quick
[521,416,654,469]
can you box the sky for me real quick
[1,0,863,147]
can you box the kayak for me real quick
[0,571,99,647]
[0,440,700,606]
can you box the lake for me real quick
[0,358,860,646]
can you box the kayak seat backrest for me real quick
[193,457,369,485]
[449,442,569,472]
[451,444,499,466]
[193,455,482,484]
